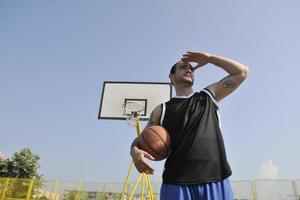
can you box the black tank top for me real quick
[161,89,232,184]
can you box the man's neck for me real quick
[174,86,193,96]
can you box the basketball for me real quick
[138,125,171,161]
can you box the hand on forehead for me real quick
[177,61,194,70]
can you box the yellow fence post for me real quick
[75,182,82,200]
[100,184,106,200]
[26,179,34,200]
[252,180,256,200]
[52,180,58,200]
[292,180,298,199]
[1,178,10,200]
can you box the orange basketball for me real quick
[138,125,171,161]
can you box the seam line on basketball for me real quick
[148,127,170,152]
[142,131,166,158]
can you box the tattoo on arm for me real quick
[147,112,158,127]
[221,77,236,88]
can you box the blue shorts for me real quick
[160,178,233,200]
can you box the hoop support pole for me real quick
[120,116,155,200]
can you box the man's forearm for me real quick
[130,137,140,155]
[208,54,249,76]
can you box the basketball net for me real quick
[122,102,145,126]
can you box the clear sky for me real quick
[1,0,300,182]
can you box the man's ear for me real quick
[169,74,175,85]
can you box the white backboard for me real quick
[98,81,172,120]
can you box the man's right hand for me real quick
[130,146,155,174]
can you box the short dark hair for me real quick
[170,63,177,74]
[170,61,193,74]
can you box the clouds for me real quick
[0,152,6,161]
[258,158,278,179]
[256,159,296,199]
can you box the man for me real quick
[130,51,249,199]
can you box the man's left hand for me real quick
[181,51,211,70]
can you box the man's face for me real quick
[170,62,194,86]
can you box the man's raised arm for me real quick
[181,51,249,102]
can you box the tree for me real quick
[0,148,44,199]
[0,147,42,179]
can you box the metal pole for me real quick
[26,179,34,200]
[120,162,134,200]
[75,182,82,200]
[252,180,257,200]
[52,180,58,200]
[128,174,143,200]
[1,178,10,200]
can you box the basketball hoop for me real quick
[122,102,145,126]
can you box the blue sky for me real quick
[1,0,300,182]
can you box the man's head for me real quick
[169,61,194,87]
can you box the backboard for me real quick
[98,81,172,120]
